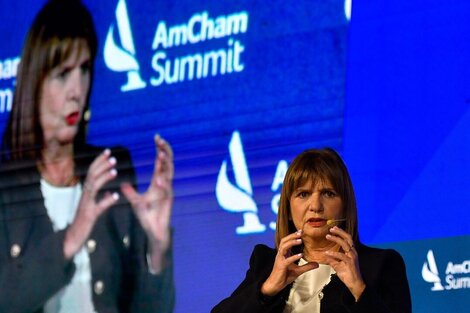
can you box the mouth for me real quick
[65,112,80,126]
[305,217,327,228]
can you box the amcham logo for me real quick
[215,131,266,235]
[215,131,289,235]
[422,250,445,291]
[104,0,146,92]
[104,0,249,92]
[422,249,470,291]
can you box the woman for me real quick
[212,148,411,313]
[0,0,174,312]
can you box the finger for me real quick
[158,152,174,183]
[322,257,341,271]
[86,166,118,196]
[283,252,303,265]
[120,182,140,206]
[293,261,320,276]
[155,154,174,187]
[324,250,351,263]
[279,230,303,246]
[155,134,174,160]
[95,192,120,215]
[278,238,303,257]
[88,149,112,174]
[278,231,303,256]
[92,155,117,180]
[120,183,154,225]
[154,171,173,195]
[84,151,117,194]
[151,136,174,188]
[327,227,354,252]
[329,226,354,246]
[325,233,351,253]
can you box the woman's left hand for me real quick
[121,134,174,273]
[324,226,366,301]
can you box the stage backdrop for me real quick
[0,0,468,312]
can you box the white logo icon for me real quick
[104,0,146,92]
[216,131,266,235]
[422,250,444,291]
[344,0,352,21]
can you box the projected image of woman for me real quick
[212,148,411,313]
[0,0,174,312]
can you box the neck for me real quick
[39,143,77,186]
[42,141,74,162]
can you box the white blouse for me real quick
[40,179,96,313]
[283,259,335,313]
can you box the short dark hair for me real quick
[2,0,98,161]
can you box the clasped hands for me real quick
[261,227,366,301]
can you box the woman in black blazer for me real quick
[0,1,174,312]
[212,148,411,313]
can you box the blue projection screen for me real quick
[0,0,468,312]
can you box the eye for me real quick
[322,189,338,198]
[56,68,70,80]
[297,191,309,198]
[80,62,91,75]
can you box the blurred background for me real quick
[0,0,468,312]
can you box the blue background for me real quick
[0,0,468,312]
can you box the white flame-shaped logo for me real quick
[104,0,146,92]
[344,0,352,21]
[216,131,266,235]
[422,249,444,291]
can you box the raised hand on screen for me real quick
[121,134,174,273]
[64,149,120,260]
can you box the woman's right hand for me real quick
[260,230,319,296]
[63,149,119,259]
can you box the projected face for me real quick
[290,178,343,240]
[39,41,91,146]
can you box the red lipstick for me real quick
[306,218,327,228]
[65,112,80,126]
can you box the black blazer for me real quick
[212,243,411,313]
[0,145,174,313]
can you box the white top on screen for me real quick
[40,180,96,313]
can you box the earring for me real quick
[84,110,91,122]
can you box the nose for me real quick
[67,68,87,102]
[308,193,323,213]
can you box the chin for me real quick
[57,130,78,145]
[303,226,328,238]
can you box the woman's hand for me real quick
[64,149,119,259]
[121,135,174,274]
[324,226,366,301]
[261,230,319,297]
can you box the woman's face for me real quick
[289,178,343,241]
[39,41,91,146]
